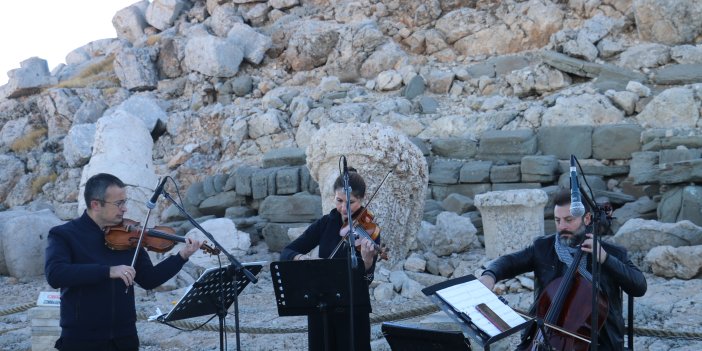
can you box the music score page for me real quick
[435,279,526,337]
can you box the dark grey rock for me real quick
[431,137,478,159]
[198,191,246,216]
[491,55,530,76]
[231,75,253,97]
[459,161,492,183]
[429,159,463,184]
[592,124,642,160]
[262,147,306,168]
[436,183,492,201]
[276,167,301,195]
[402,75,426,100]
[441,193,475,214]
[232,166,257,196]
[417,96,439,114]
[258,193,322,223]
[409,137,431,156]
[252,168,276,200]
[630,151,660,185]
[660,148,702,165]
[224,206,257,219]
[658,185,702,226]
[651,64,702,85]
[490,164,521,183]
[465,61,495,78]
[478,129,537,163]
[538,125,593,159]
[491,183,542,191]
[262,223,310,252]
[201,176,217,197]
[521,155,559,182]
[212,174,229,193]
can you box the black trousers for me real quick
[307,309,371,351]
[54,335,139,351]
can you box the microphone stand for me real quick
[573,159,609,351]
[342,168,356,351]
[162,190,257,351]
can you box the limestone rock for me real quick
[79,111,159,223]
[635,87,700,128]
[306,122,428,264]
[613,218,702,253]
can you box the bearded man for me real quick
[478,188,646,351]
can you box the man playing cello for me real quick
[478,189,647,350]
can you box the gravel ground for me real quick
[2,245,702,350]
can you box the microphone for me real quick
[146,177,168,209]
[569,155,586,217]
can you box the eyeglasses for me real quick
[100,199,127,208]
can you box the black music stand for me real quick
[382,321,472,351]
[270,258,369,351]
[158,262,263,350]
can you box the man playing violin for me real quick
[281,168,380,351]
[478,188,647,350]
[45,173,202,351]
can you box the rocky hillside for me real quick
[1,0,702,350]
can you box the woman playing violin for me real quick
[281,168,381,351]
[45,173,201,351]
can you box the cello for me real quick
[528,245,609,351]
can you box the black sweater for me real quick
[45,211,187,340]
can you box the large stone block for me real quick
[592,124,642,159]
[478,129,537,163]
[429,159,463,184]
[538,126,592,159]
[305,122,428,265]
[258,194,322,223]
[475,189,548,259]
[459,161,492,183]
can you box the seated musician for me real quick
[280,168,380,351]
[478,188,647,350]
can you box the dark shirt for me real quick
[45,211,187,341]
[483,234,647,351]
[280,208,380,351]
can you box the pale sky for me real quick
[0,0,140,86]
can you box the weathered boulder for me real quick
[179,218,251,271]
[306,122,428,264]
[635,87,700,128]
[416,211,480,256]
[184,34,244,77]
[633,0,702,45]
[475,189,548,259]
[613,218,702,253]
[0,209,64,277]
[79,111,159,223]
[112,1,149,44]
[645,245,702,279]
[63,124,96,168]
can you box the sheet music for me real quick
[435,279,526,337]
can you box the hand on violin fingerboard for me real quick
[178,237,202,260]
[359,238,376,270]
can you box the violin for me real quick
[104,218,220,255]
[331,206,389,261]
[528,247,608,351]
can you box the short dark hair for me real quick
[84,173,125,205]
[333,168,366,199]
[553,187,590,214]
